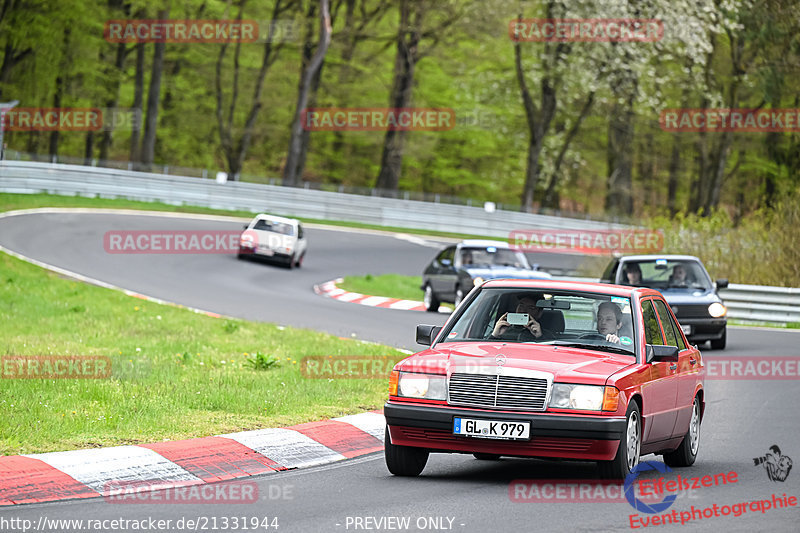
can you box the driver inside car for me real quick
[490,294,555,341]
[597,301,624,344]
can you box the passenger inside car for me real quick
[668,264,690,287]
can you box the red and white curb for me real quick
[0,411,385,506]
[314,278,449,313]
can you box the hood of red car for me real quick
[397,342,636,384]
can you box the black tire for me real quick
[295,253,304,268]
[423,284,440,313]
[598,401,641,479]
[473,453,501,461]
[454,287,465,308]
[710,328,726,350]
[663,396,701,467]
[286,255,295,269]
[385,427,429,476]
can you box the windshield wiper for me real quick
[544,341,634,356]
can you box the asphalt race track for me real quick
[1,210,799,532]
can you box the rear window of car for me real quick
[253,219,294,236]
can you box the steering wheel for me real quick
[579,333,606,340]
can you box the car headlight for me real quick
[395,372,447,400]
[548,384,619,411]
[473,277,484,286]
[708,302,726,318]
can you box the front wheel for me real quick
[385,427,429,476]
[710,328,726,350]
[663,396,701,467]
[423,284,440,313]
[599,401,641,479]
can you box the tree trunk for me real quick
[98,0,129,162]
[140,9,168,171]
[129,41,145,165]
[84,131,95,165]
[543,91,594,209]
[48,73,64,158]
[605,95,635,216]
[283,0,331,186]
[216,0,292,180]
[374,0,420,193]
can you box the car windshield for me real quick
[625,259,711,290]
[461,248,529,268]
[253,219,294,236]
[441,287,636,355]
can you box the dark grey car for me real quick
[601,255,728,349]
[421,240,551,312]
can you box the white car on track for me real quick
[238,214,307,268]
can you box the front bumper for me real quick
[678,318,726,342]
[384,402,626,461]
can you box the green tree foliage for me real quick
[1,0,798,219]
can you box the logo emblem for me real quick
[754,445,793,482]
[495,354,507,366]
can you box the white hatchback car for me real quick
[238,214,307,268]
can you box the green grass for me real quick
[0,192,492,241]
[338,274,455,310]
[339,274,426,301]
[0,252,407,455]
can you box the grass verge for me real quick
[338,274,455,311]
[0,251,406,455]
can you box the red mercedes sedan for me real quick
[384,279,705,479]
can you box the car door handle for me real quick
[670,364,678,371]
[690,359,697,365]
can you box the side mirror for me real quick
[416,325,443,346]
[243,224,250,230]
[716,279,729,290]
[440,259,452,267]
[646,344,679,363]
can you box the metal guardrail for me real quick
[554,277,800,326]
[1,160,799,326]
[720,284,800,325]
[0,160,627,237]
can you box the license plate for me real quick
[681,324,691,335]
[453,417,530,440]
[258,247,274,256]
